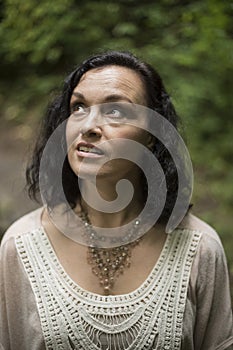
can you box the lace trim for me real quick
[16,228,202,350]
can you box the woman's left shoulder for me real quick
[179,212,230,295]
[178,212,224,253]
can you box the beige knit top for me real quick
[0,208,233,350]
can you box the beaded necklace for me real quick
[80,210,141,295]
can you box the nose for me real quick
[80,106,102,139]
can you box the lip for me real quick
[76,142,104,158]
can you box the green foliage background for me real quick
[0,0,232,294]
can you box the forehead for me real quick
[72,65,146,105]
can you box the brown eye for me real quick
[104,104,126,118]
[71,103,86,115]
[106,109,121,117]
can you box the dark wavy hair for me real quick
[26,50,189,224]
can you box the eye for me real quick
[107,109,121,117]
[104,104,125,119]
[70,102,86,116]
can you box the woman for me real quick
[0,51,232,349]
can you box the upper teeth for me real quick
[79,146,102,154]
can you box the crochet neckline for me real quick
[16,226,202,349]
[39,226,172,301]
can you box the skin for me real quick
[66,65,154,227]
[42,65,167,295]
[67,67,151,181]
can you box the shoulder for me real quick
[178,212,223,250]
[1,207,44,247]
[178,212,228,277]
[179,213,230,294]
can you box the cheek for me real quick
[65,120,72,145]
[115,127,149,146]
[134,131,150,145]
[66,120,79,150]
[108,128,150,167]
[65,122,79,171]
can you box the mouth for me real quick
[76,142,104,157]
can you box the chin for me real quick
[72,164,111,181]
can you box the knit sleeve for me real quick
[192,231,233,350]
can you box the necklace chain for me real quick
[80,211,141,295]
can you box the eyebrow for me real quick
[71,92,133,104]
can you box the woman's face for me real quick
[66,65,152,181]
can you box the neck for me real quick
[78,175,145,228]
